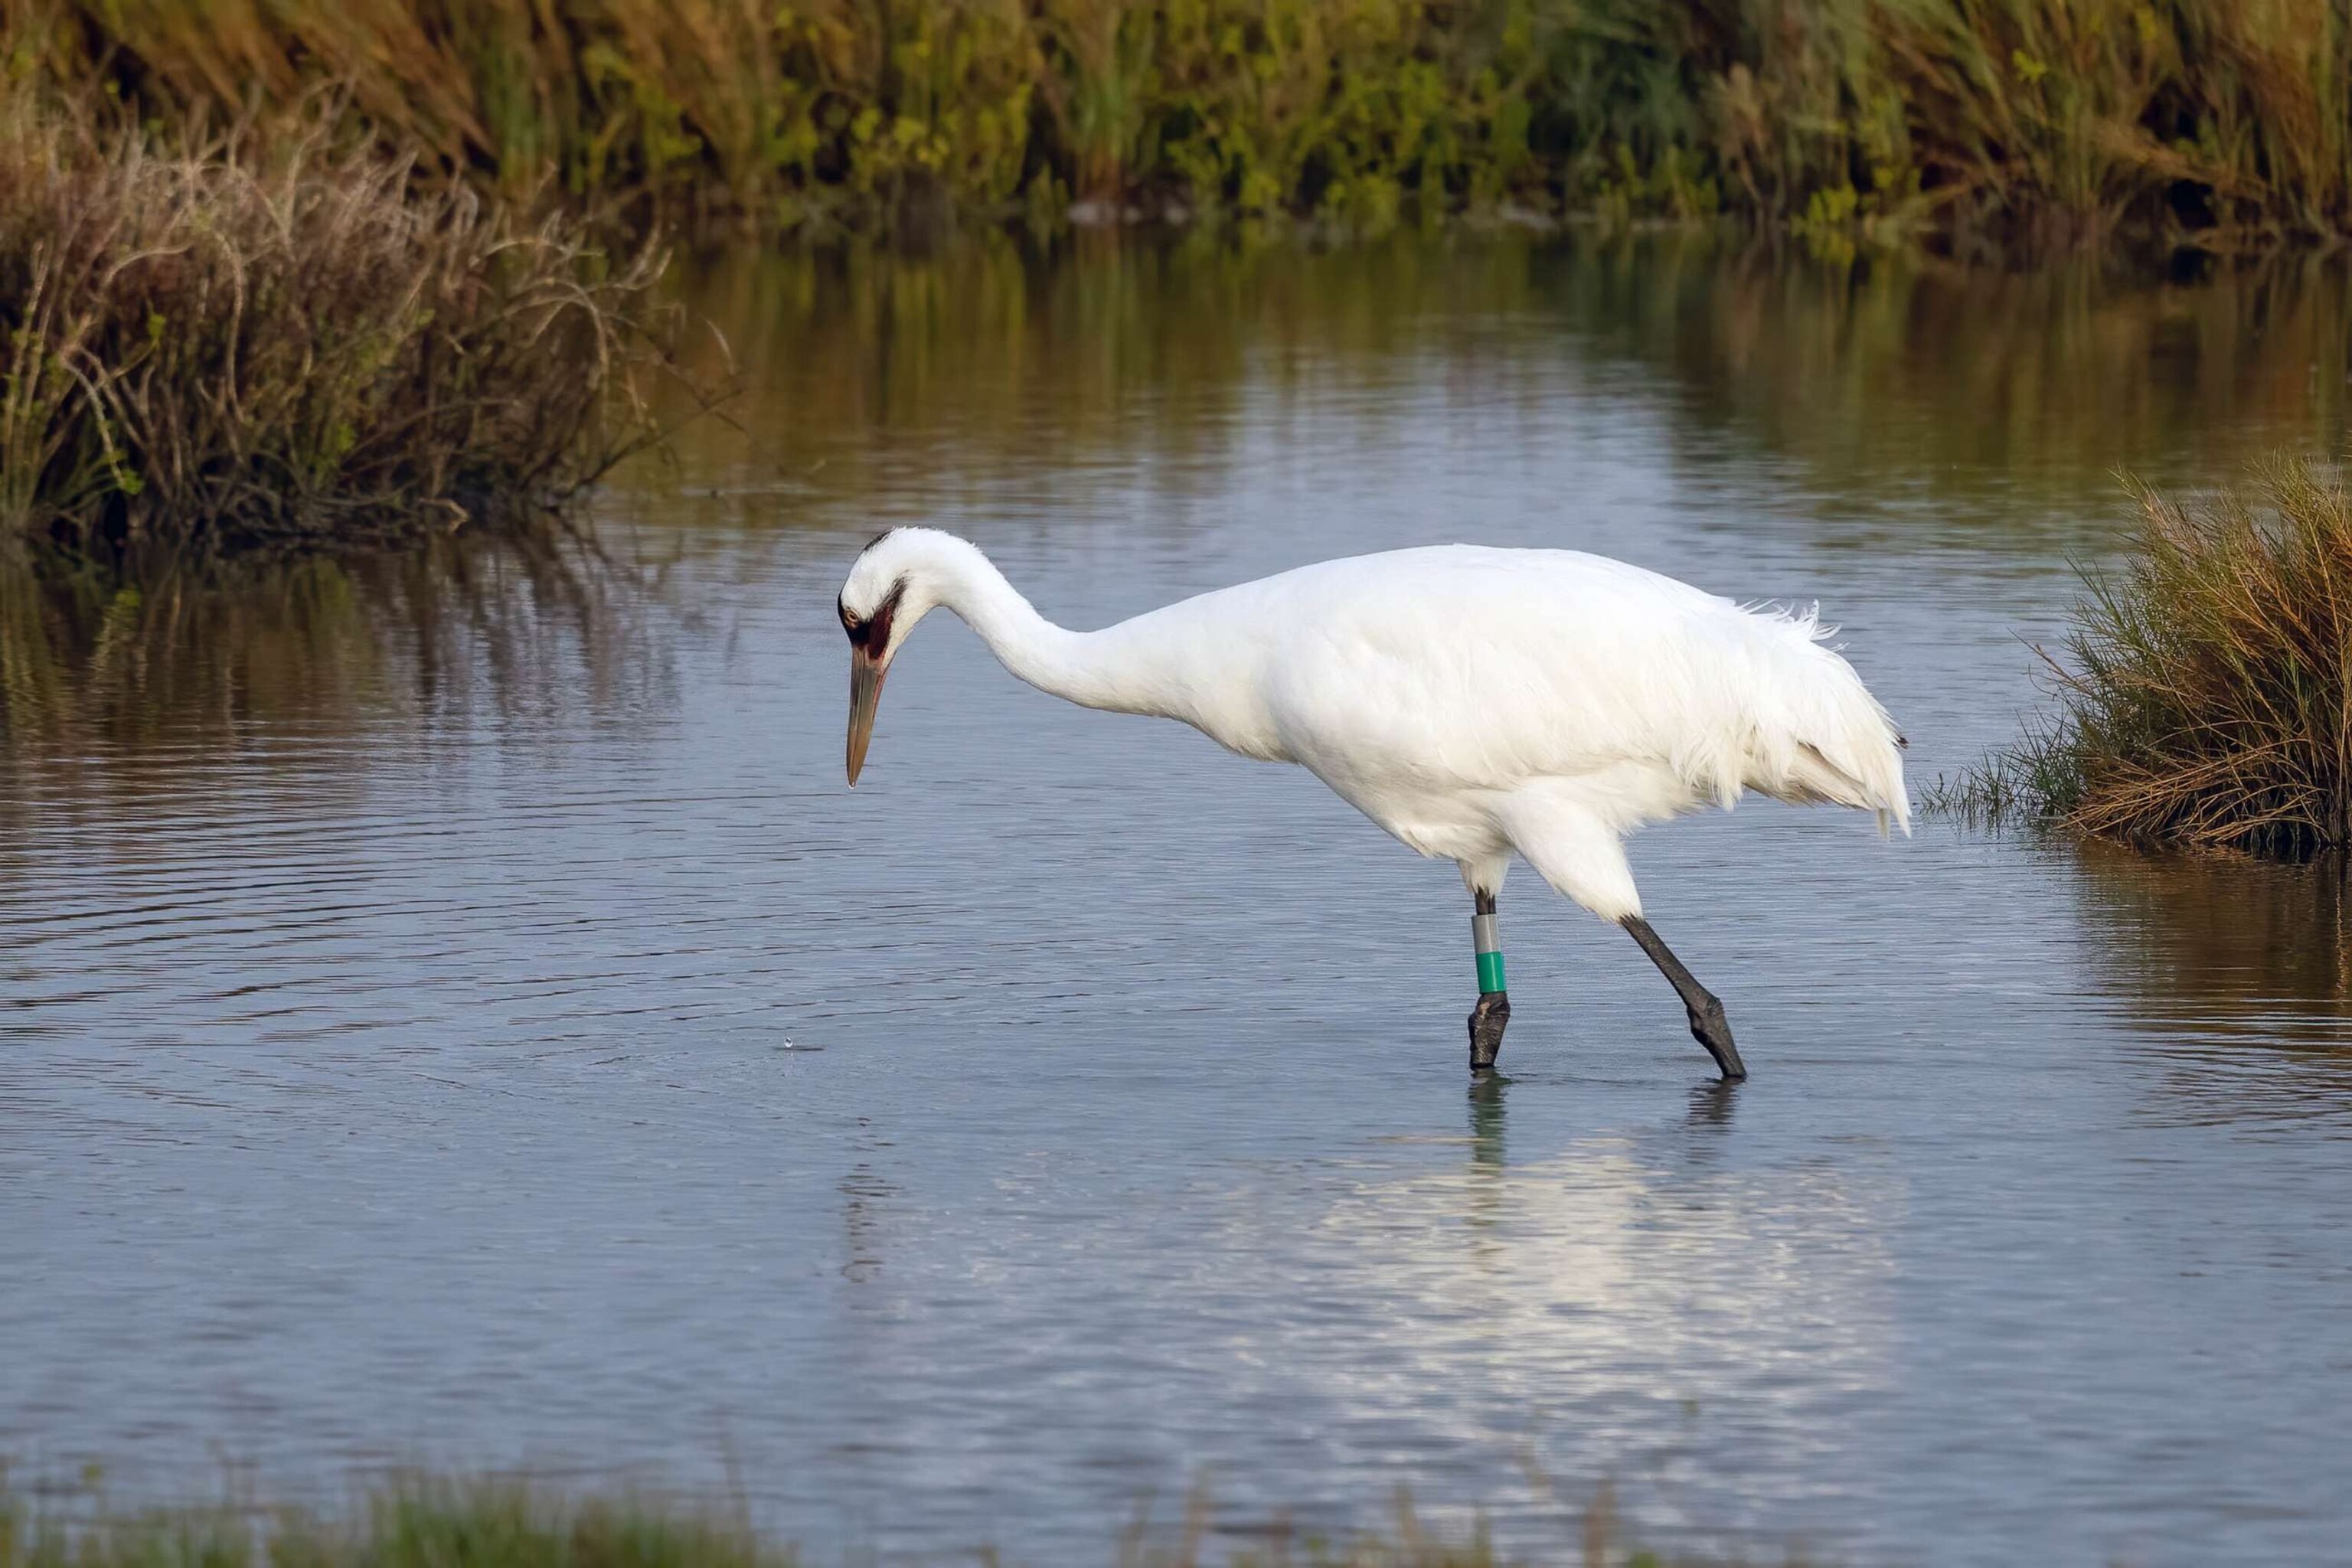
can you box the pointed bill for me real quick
[846,649,886,786]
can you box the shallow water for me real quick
[5,237,2352,1566]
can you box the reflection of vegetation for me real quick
[0,529,647,756]
[18,1,2351,247]
[645,237,2352,542]
[2076,845,2352,1147]
[0,111,678,554]
[0,1475,1803,1568]
[2068,840,2351,1049]
[1942,461,2352,858]
[1541,247,2352,515]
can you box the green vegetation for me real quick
[1932,458,2352,859]
[0,110,687,556]
[5,3,2347,552]
[0,1477,1788,1568]
[12,0,2350,246]
[0,1481,795,1568]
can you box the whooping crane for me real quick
[838,528,1908,1080]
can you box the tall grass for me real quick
[11,0,2349,244]
[0,109,687,555]
[0,1476,1791,1568]
[0,1481,794,1568]
[1936,457,2352,858]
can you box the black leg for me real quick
[1622,916,1746,1081]
[1468,889,1510,1073]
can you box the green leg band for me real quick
[1472,910,1504,992]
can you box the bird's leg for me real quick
[1468,890,1510,1073]
[1621,916,1745,1080]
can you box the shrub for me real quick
[1939,458,2352,858]
[0,110,684,556]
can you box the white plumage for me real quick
[838,528,1907,1079]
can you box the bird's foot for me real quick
[1686,995,1746,1081]
[1468,991,1511,1073]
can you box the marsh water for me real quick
[7,237,2352,1567]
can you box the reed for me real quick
[1934,458,2352,859]
[0,1475,1786,1568]
[11,0,2350,245]
[0,108,684,556]
[0,1480,792,1568]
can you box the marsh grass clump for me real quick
[0,1480,793,1568]
[0,1476,1782,1568]
[0,112,683,557]
[1942,459,2352,858]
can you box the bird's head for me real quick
[838,527,946,786]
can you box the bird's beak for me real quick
[846,647,887,786]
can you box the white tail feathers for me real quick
[1727,607,1910,835]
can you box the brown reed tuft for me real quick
[0,107,686,556]
[1938,457,2352,859]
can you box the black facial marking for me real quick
[841,577,908,653]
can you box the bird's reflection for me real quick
[839,1116,898,1286]
[1673,1079,1741,1178]
[1466,1074,1509,1168]
[1288,1070,1897,1474]
[1463,1075,1510,1240]
[1687,1080,1740,1131]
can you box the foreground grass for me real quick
[1931,457,2352,858]
[0,1478,1793,1568]
[0,111,689,556]
[0,1482,791,1568]
[11,0,2351,248]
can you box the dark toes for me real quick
[1467,994,1511,1072]
[1686,998,1745,1080]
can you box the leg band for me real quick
[1472,912,1504,993]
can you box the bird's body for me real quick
[1056,544,1906,918]
[838,528,1907,1078]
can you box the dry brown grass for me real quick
[1939,457,2352,858]
[0,108,688,556]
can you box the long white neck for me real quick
[913,535,1161,716]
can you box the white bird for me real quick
[838,528,1907,1080]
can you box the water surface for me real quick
[6,237,2352,1567]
